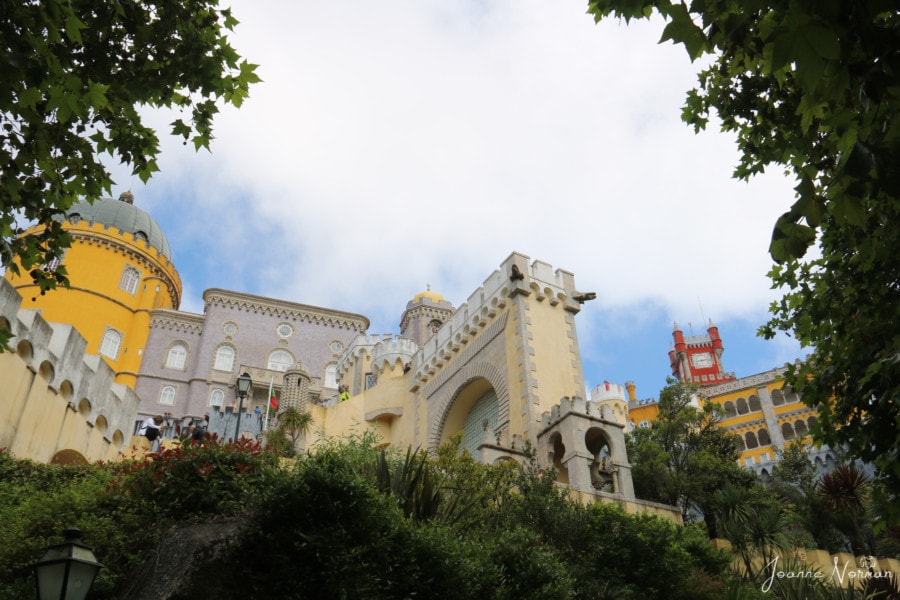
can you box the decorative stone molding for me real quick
[149,310,204,335]
[203,288,369,331]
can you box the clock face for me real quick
[690,352,714,369]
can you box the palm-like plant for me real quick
[375,447,442,522]
[714,483,791,580]
[269,407,313,457]
[816,464,872,554]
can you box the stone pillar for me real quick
[758,385,785,451]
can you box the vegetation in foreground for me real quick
[0,422,897,599]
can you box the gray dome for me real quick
[58,196,172,260]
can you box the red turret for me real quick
[708,319,723,356]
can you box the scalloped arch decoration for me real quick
[429,360,509,449]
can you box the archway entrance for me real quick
[441,378,499,461]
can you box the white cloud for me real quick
[108,1,801,392]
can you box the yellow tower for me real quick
[4,192,181,388]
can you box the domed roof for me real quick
[412,286,445,303]
[57,193,172,260]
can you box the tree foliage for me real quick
[0,437,730,600]
[585,0,900,521]
[627,380,753,534]
[0,0,260,295]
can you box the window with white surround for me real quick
[119,265,141,295]
[214,345,235,371]
[324,364,338,389]
[99,328,122,360]
[267,349,293,372]
[166,343,187,369]
[209,389,225,408]
[159,386,176,405]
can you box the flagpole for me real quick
[264,375,274,432]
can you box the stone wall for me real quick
[0,278,139,463]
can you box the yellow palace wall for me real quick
[5,220,181,389]
[0,278,141,464]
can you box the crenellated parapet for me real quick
[590,381,628,404]
[540,395,615,429]
[0,277,140,461]
[369,336,418,374]
[336,333,399,381]
[411,252,582,389]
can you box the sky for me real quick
[106,0,805,401]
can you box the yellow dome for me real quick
[413,286,445,303]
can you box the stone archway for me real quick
[429,360,509,449]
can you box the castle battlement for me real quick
[590,382,627,403]
[541,395,618,429]
[370,336,419,374]
[337,333,407,380]
[0,277,141,460]
[412,252,578,385]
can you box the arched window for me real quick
[736,397,749,415]
[748,395,761,412]
[214,346,235,371]
[757,428,772,446]
[324,364,338,389]
[267,349,293,372]
[784,386,800,403]
[159,386,176,406]
[782,422,796,441]
[99,329,122,360]
[723,401,737,417]
[794,420,808,437]
[771,388,785,405]
[209,389,225,408]
[166,343,188,369]
[119,265,141,294]
[745,431,759,449]
[807,416,818,430]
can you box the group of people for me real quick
[139,414,207,450]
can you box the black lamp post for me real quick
[34,527,103,600]
[234,372,252,441]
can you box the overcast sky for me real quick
[107,0,805,400]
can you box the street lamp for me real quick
[234,372,252,441]
[34,527,103,600]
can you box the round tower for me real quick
[4,192,181,388]
[282,361,312,412]
[399,286,453,346]
[590,381,629,426]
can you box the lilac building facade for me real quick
[133,288,369,437]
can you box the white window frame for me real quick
[159,385,176,406]
[119,265,141,295]
[209,388,225,408]
[99,328,123,360]
[214,345,235,371]
[324,364,338,389]
[165,342,188,370]
[267,349,293,372]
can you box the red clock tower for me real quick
[668,320,735,386]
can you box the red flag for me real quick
[268,378,278,410]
